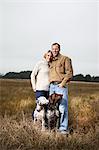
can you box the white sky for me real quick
[0,0,99,76]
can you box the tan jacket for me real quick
[49,54,73,87]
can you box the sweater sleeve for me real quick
[61,57,73,87]
[31,62,40,92]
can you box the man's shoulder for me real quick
[60,54,71,61]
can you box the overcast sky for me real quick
[0,0,99,76]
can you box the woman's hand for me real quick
[33,88,36,92]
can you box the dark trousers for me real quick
[35,90,49,100]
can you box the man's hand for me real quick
[58,83,64,88]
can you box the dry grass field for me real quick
[0,79,99,150]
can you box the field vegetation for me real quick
[0,79,99,150]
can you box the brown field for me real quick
[0,79,99,150]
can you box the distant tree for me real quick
[19,71,32,79]
[85,74,91,82]
[3,72,20,79]
[72,74,85,81]
[94,77,99,82]
[0,73,3,78]
[3,71,32,79]
[2,71,99,82]
[91,76,95,82]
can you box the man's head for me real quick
[51,43,60,57]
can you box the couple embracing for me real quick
[31,43,73,134]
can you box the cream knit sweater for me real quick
[31,59,49,92]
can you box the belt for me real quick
[51,81,61,84]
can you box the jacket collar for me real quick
[53,53,61,61]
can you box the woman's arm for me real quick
[31,62,40,92]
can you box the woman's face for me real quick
[46,52,53,62]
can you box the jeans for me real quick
[49,83,68,131]
[35,90,49,101]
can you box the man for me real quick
[49,43,73,134]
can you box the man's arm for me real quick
[60,57,73,87]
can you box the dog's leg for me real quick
[48,111,51,132]
[33,117,38,128]
[54,112,58,132]
[56,110,60,131]
[56,117,60,130]
[48,118,51,132]
[34,118,36,124]
[41,118,46,131]
[41,110,46,131]
[33,111,37,124]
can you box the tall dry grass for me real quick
[0,111,98,150]
[0,79,99,150]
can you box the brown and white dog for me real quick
[33,93,63,131]
[47,93,63,131]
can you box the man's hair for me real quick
[51,43,60,51]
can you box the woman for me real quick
[31,50,53,101]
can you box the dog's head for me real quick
[49,93,63,105]
[48,93,63,110]
[38,96,49,105]
[36,96,49,111]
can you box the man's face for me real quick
[51,44,60,57]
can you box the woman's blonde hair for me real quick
[44,50,53,61]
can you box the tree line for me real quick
[0,71,99,82]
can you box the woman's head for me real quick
[44,50,53,62]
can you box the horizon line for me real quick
[0,71,99,77]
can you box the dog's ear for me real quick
[48,95,53,104]
[49,93,56,103]
[55,93,63,98]
[51,93,56,101]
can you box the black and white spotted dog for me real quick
[33,96,49,131]
[33,93,62,131]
